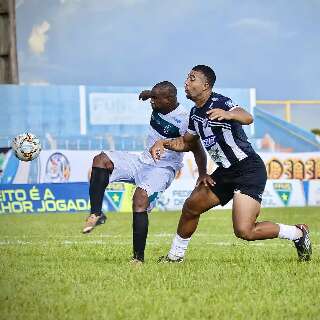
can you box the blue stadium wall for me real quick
[0,84,254,144]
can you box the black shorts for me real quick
[210,154,267,206]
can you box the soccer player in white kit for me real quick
[82,81,207,263]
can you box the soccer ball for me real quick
[11,133,42,161]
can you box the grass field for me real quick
[0,207,319,320]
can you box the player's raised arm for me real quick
[206,107,253,125]
[150,132,198,161]
[138,90,152,101]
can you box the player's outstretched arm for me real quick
[149,133,198,161]
[206,107,253,125]
[138,90,152,101]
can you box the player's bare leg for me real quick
[177,185,220,238]
[232,192,279,240]
[131,187,149,263]
[83,152,113,234]
[232,192,312,261]
[160,185,220,262]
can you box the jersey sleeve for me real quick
[223,98,240,111]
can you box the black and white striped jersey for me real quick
[187,92,256,168]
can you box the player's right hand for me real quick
[150,140,165,162]
[139,90,152,101]
[196,174,215,187]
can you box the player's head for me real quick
[150,81,178,113]
[185,65,216,101]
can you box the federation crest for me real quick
[102,182,126,212]
[103,191,124,211]
[273,182,292,206]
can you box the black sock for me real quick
[132,211,149,261]
[89,167,110,215]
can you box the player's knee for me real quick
[92,153,114,171]
[182,198,201,217]
[132,190,149,212]
[234,226,254,241]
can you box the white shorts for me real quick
[105,151,175,211]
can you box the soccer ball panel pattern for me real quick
[11,133,41,162]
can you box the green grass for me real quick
[0,207,319,320]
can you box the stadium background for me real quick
[0,84,319,213]
[1,0,319,212]
[1,2,320,320]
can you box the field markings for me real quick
[0,238,319,248]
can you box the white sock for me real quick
[167,234,191,260]
[277,224,303,241]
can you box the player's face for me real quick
[150,87,172,112]
[184,70,209,101]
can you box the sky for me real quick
[16,0,320,101]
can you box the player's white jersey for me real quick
[139,104,189,172]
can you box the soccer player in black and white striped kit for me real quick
[151,65,312,262]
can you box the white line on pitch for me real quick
[0,239,319,248]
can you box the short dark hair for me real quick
[192,65,216,88]
[153,81,177,97]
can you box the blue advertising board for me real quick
[0,183,90,214]
[0,182,135,214]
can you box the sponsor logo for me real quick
[173,117,182,124]
[203,136,216,147]
[45,152,71,182]
[151,111,180,138]
[163,124,172,135]
[208,147,222,163]
[225,99,235,109]
[267,157,320,180]
[273,182,292,206]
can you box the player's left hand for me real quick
[196,174,215,187]
[139,90,152,101]
[206,108,232,121]
[150,140,165,161]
